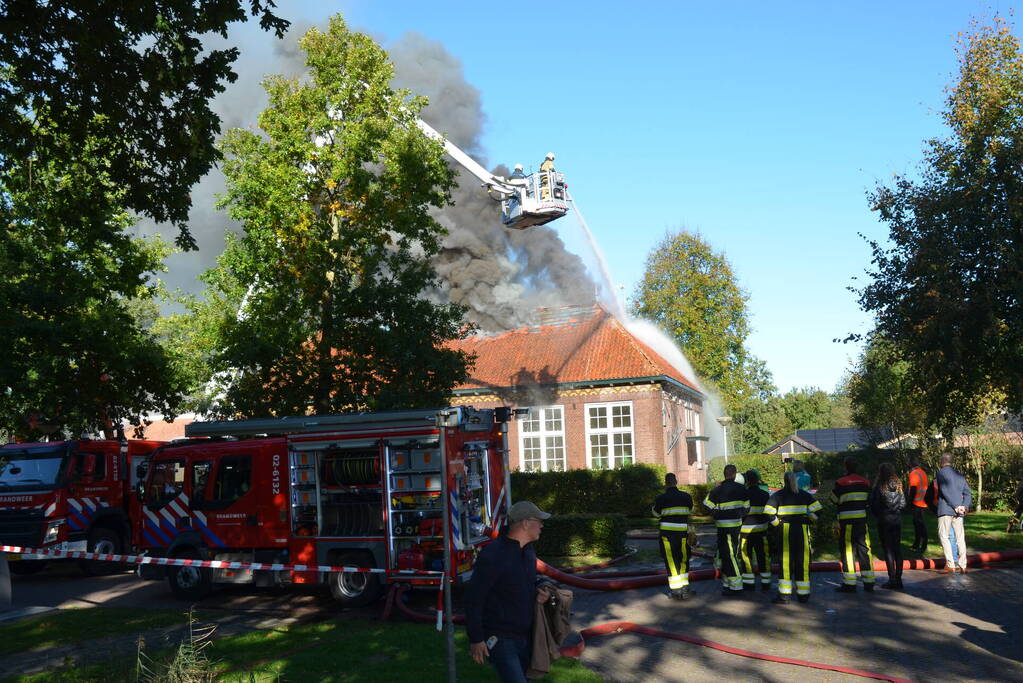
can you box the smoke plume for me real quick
[141,23,595,331]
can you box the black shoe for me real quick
[679,587,692,601]
[863,583,875,592]
[797,594,810,603]
[881,581,902,589]
[669,589,684,601]
[772,594,791,604]
[760,582,773,592]
[836,584,857,593]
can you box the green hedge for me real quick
[534,514,627,557]
[511,464,667,518]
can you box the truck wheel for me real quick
[82,527,123,576]
[328,552,382,607]
[167,549,212,601]
[9,560,47,575]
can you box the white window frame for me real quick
[585,401,635,470]
[517,405,566,472]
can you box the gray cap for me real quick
[508,501,551,524]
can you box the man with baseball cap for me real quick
[465,500,553,682]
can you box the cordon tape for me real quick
[0,545,442,576]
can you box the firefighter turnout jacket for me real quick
[706,479,749,592]
[740,485,773,588]
[653,486,693,591]
[833,473,876,587]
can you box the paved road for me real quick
[568,533,1023,682]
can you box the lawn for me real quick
[2,611,603,683]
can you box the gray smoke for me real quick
[143,24,595,330]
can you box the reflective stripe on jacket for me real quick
[764,489,822,526]
[653,487,693,533]
[833,473,872,520]
[741,486,772,533]
[706,480,749,528]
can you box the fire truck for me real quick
[0,438,165,575]
[133,406,511,606]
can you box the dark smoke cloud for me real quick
[143,24,595,330]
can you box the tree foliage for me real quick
[857,18,1023,431]
[182,17,473,417]
[847,335,928,449]
[631,230,769,413]
[0,125,187,439]
[0,0,288,248]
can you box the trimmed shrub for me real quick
[511,464,667,518]
[534,514,627,557]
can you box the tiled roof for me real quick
[448,305,701,395]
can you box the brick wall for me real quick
[452,382,707,484]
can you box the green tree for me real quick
[186,17,473,417]
[632,230,770,414]
[847,336,928,450]
[857,18,1023,431]
[0,1,288,248]
[0,127,187,439]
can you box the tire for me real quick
[81,527,123,576]
[328,552,383,607]
[9,560,47,575]
[167,548,213,601]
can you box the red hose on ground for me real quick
[559,621,916,683]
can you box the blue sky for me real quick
[268,1,1010,393]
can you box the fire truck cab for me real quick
[0,439,164,575]
[134,406,511,606]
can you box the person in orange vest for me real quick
[907,457,929,553]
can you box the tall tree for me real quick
[857,18,1023,431]
[187,17,472,417]
[0,1,288,248]
[847,335,928,449]
[0,126,187,439]
[632,230,770,413]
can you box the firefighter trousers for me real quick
[777,521,811,596]
[659,530,689,589]
[739,529,772,587]
[839,519,875,586]
[716,526,743,591]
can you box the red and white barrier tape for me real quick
[1,545,442,576]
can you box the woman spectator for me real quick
[870,463,906,589]
[764,470,822,603]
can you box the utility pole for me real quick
[716,416,733,463]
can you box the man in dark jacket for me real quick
[465,501,553,682]
[705,464,750,596]
[652,472,694,600]
[936,452,972,574]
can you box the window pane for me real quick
[522,408,540,433]
[545,435,565,472]
[614,433,633,466]
[590,434,609,469]
[545,407,563,433]
[523,436,541,471]
[589,406,607,430]
[214,456,252,502]
[612,405,632,429]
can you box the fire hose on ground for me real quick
[386,549,1023,683]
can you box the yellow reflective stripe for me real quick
[660,522,689,531]
[778,505,808,514]
[741,523,770,532]
[808,500,823,513]
[716,519,742,527]
[704,500,718,510]
[838,510,867,519]
[717,500,748,510]
[839,492,869,503]
[748,506,765,514]
[763,505,777,515]
[662,507,690,515]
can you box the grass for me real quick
[0,607,205,657]
[2,612,603,683]
[813,510,1023,561]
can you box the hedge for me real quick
[511,464,667,518]
[533,514,627,557]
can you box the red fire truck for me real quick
[133,406,511,606]
[0,438,165,575]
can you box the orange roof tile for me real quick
[448,305,701,395]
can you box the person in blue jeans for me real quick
[464,501,553,682]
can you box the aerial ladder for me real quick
[414,119,569,230]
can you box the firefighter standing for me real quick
[652,472,694,600]
[907,458,929,553]
[833,457,876,593]
[705,464,749,597]
[739,469,772,591]
[765,470,822,603]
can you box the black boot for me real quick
[772,593,790,604]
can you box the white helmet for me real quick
[514,163,523,171]
[545,152,555,160]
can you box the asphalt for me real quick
[564,530,1023,682]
